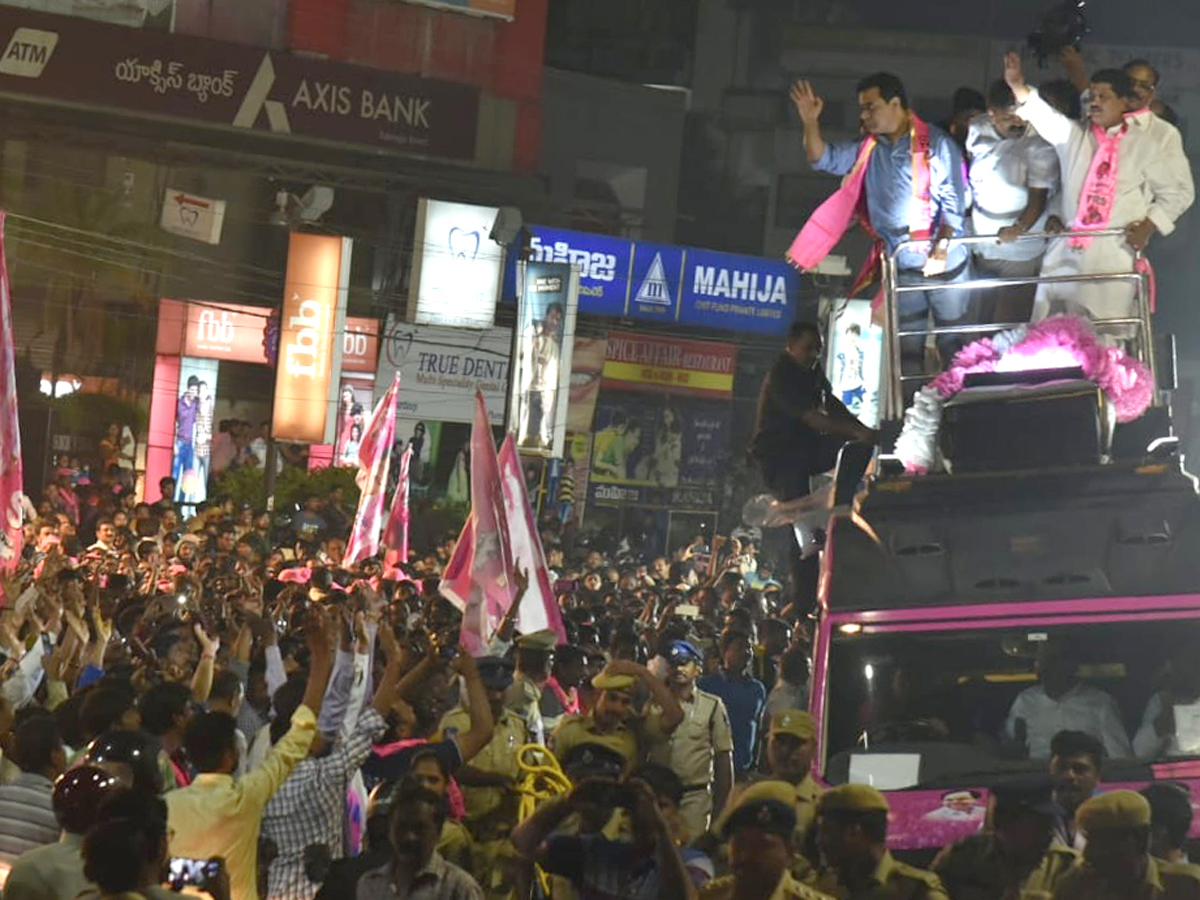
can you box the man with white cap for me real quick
[648,639,734,841]
[551,660,684,770]
[1054,790,1200,900]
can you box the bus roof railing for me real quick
[880,229,1157,419]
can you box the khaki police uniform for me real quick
[648,686,734,841]
[438,706,528,833]
[815,785,950,900]
[550,673,668,768]
[1052,790,1200,900]
[504,672,545,745]
[933,834,1078,900]
[703,870,835,900]
[708,781,837,900]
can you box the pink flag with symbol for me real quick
[497,436,566,643]
[0,213,23,584]
[440,391,514,655]
[381,444,413,564]
[343,374,399,567]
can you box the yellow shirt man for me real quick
[167,705,317,900]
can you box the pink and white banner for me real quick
[343,374,399,566]
[0,213,23,583]
[441,391,514,655]
[498,436,566,643]
[382,445,413,564]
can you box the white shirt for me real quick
[1017,88,1194,323]
[967,115,1060,262]
[1006,681,1133,759]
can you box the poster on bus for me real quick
[826,299,884,429]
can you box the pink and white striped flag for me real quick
[381,444,413,564]
[440,391,514,655]
[343,374,399,567]
[498,436,566,643]
[0,213,23,587]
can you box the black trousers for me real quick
[757,433,846,614]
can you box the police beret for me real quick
[517,630,560,651]
[560,742,627,779]
[719,780,799,839]
[819,784,890,814]
[1076,790,1151,833]
[592,671,637,691]
[667,640,704,666]
[770,709,816,740]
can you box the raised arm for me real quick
[1005,51,1076,149]
[790,80,828,164]
[448,653,496,763]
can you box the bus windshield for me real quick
[824,614,1200,788]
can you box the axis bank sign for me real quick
[273,234,353,444]
[0,7,480,161]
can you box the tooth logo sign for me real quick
[233,54,291,134]
[0,28,57,78]
[448,227,482,261]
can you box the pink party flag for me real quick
[343,374,399,566]
[0,213,23,590]
[381,445,413,563]
[440,392,514,655]
[498,436,566,643]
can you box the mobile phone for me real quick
[168,857,220,891]
[675,604,701,619]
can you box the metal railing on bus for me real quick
[880,228,1157,421]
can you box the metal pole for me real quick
[883,254,902,420]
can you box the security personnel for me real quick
[504,629,557,744]
[761,709,825,879]
[649,639,735,841]
[438,657,528,839]
[701,780,835,900]
[815,784,950,900]
[552,660,684,769]
[1053,790,1200,900]
[933,775,1077,900]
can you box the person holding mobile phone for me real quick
[81,790,230,900]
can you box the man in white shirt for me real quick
[1006,640,1132,760]
[1003,52,1194,334]
[967,80,1060,324]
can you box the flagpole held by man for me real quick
[343,374,400,567]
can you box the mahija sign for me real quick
[0,7,480,160]
[504,226,800,336]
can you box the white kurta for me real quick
[1017,88,1194,328]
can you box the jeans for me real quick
[897,259,975,376]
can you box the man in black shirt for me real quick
[751,321,877,611]
[751,321,877,502]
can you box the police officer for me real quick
[933,774,1077,900]
[504,629,558,744]
[701,781,835,900]
[815,785,949,900]
[552,660,684,769]
[760,709,824,878]
[438,657,528,839]
[649,639,734,841]
[1053,790,1200,900]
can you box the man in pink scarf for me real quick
[791,72,972,376]
[1003,51,1194,336]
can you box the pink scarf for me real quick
[786,114,934,296]
[1071,117,1132,250]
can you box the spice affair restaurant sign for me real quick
[0,7,480,160]
[601,332,737,400]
